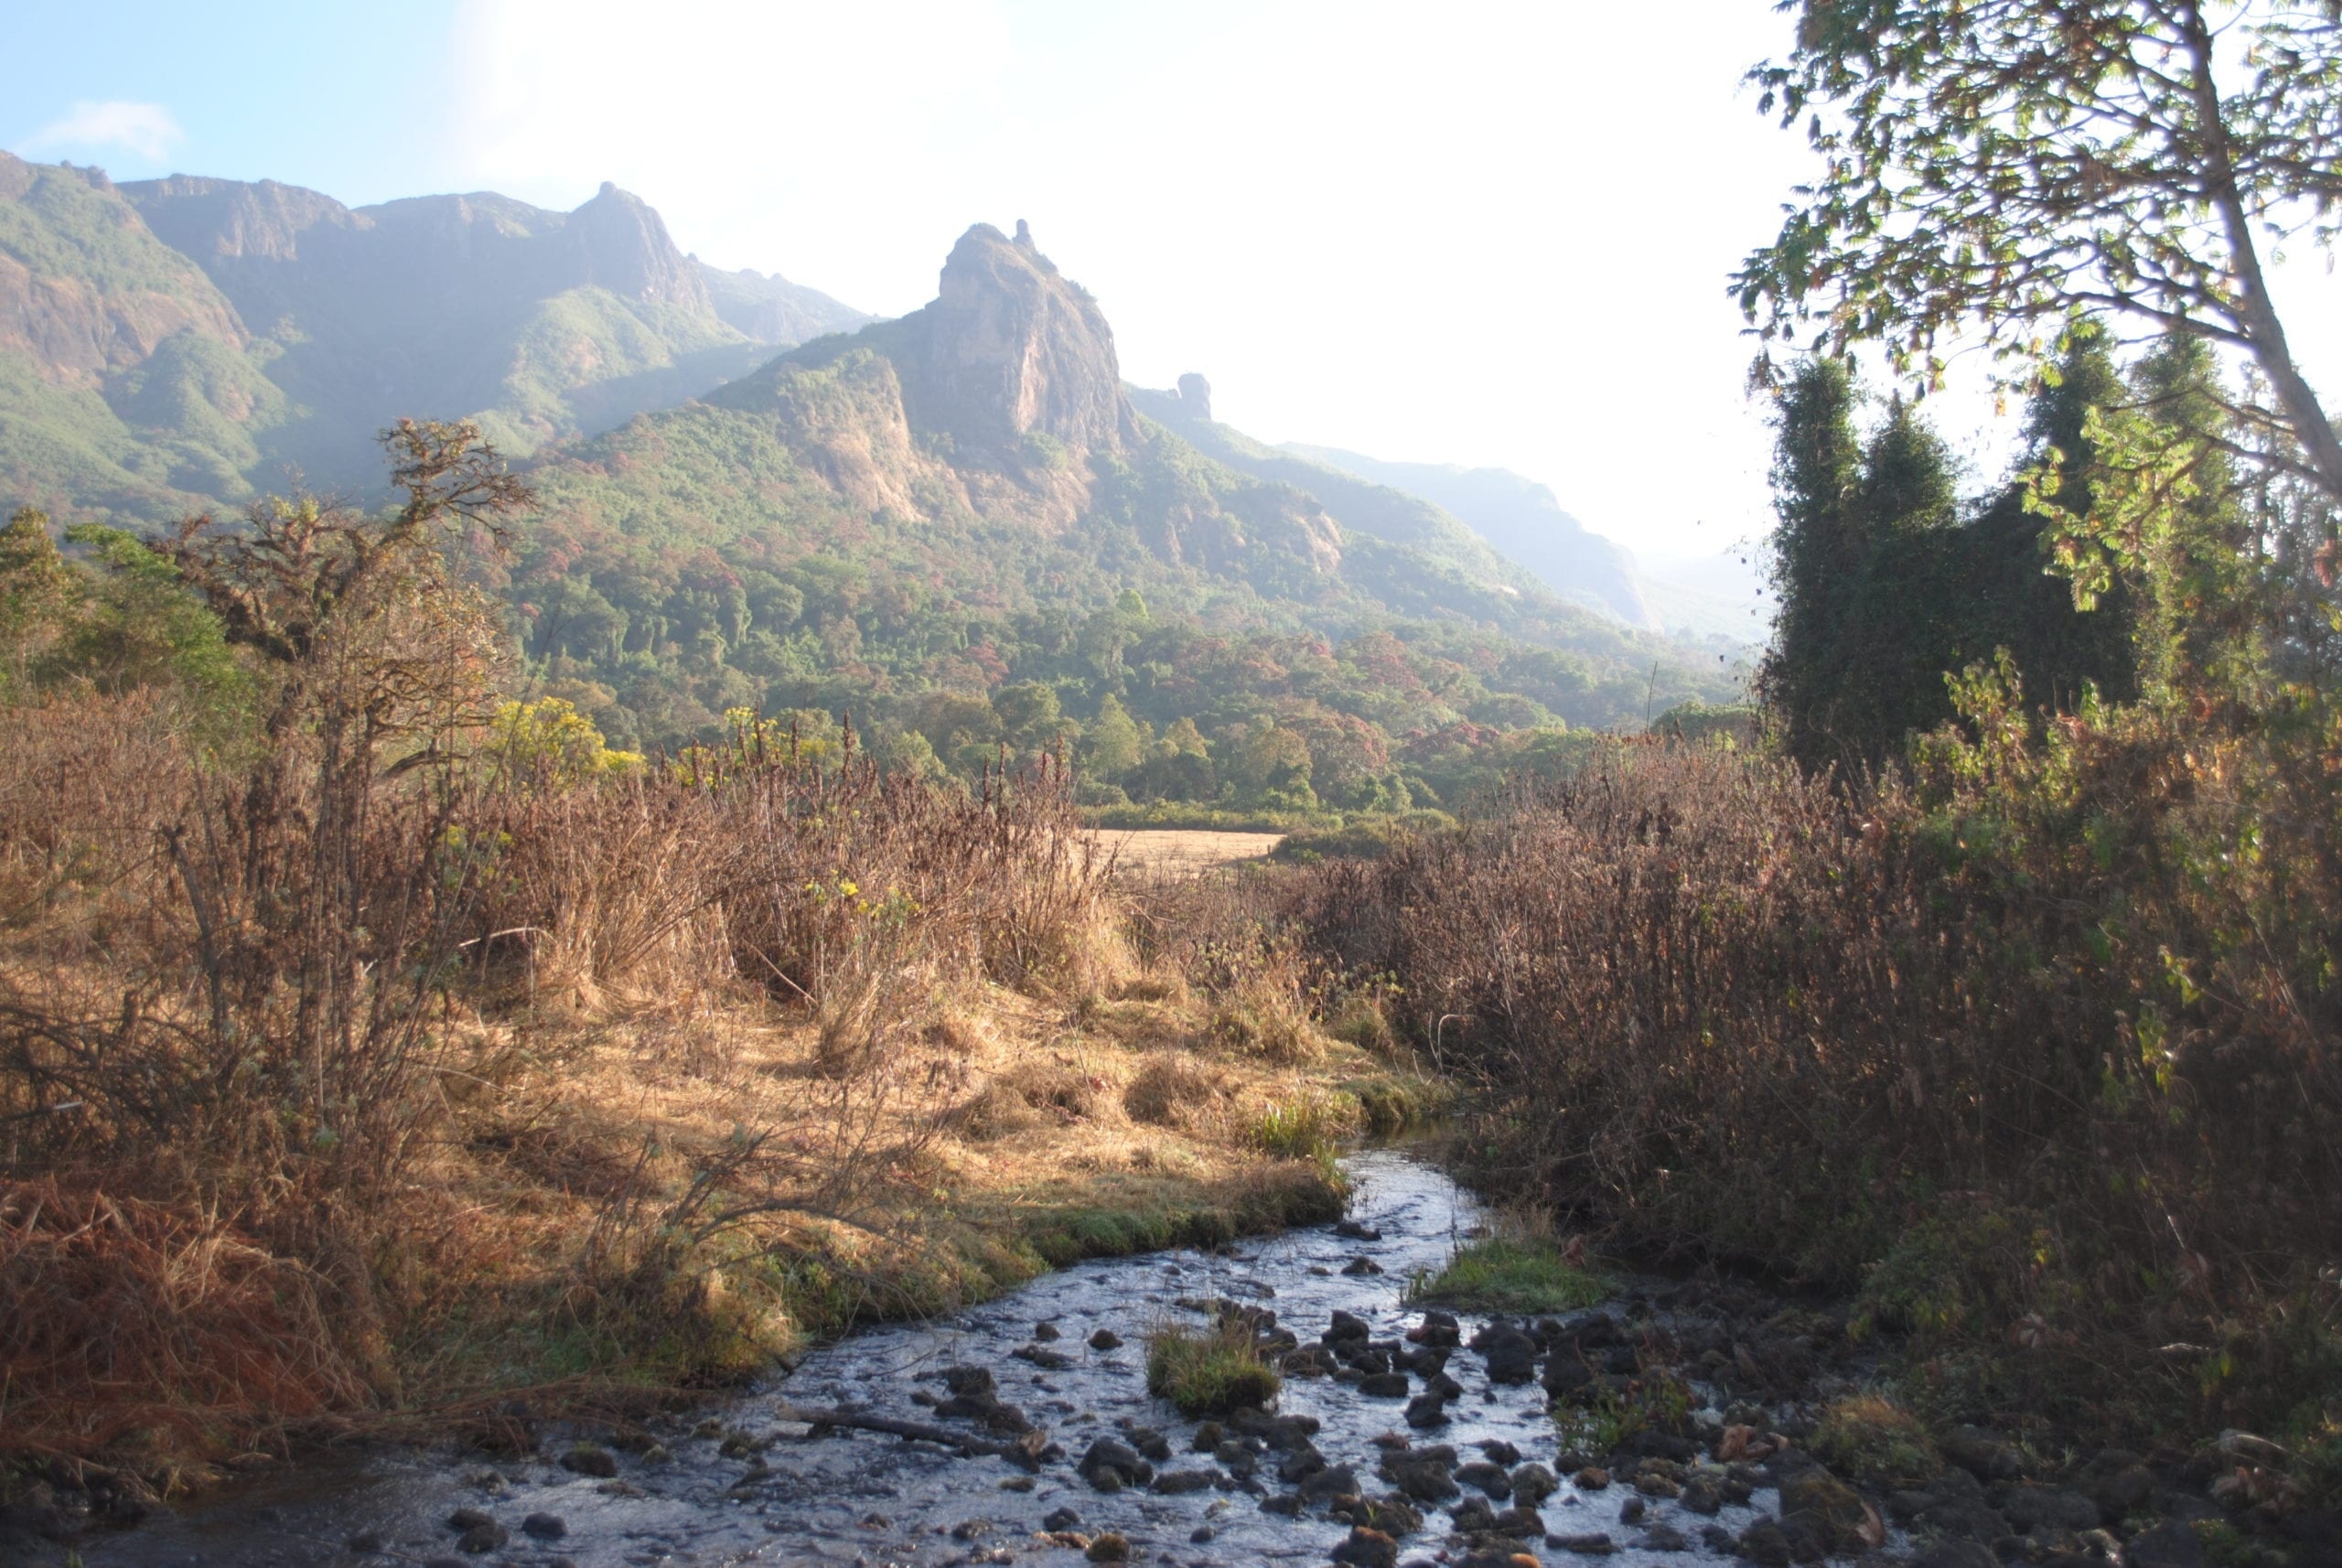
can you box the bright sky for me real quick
[10,1,2342,567]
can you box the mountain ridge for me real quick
[0,150,867,521]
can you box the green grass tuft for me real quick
[1407,1234,1610,1315]
[1144,1317,1282,1416]
[1810,1392,1942,1491]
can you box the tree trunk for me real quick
[2182,5,2342,506]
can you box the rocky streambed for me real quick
[44,1150,2250,1568]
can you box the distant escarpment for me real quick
[0,150,866,520]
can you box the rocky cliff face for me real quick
[0,154,248,388]
[888,221,1137,460]
[124,177,714,320]
[707,223,1342,584]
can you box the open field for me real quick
[1081,829,1284,878]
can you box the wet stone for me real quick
[1548,1531,1617,1556]
[1343,1256,1385,1276]
[446,1508,495,1530]
[1335,1220,1383,1242]
[1478,1440,1521,1466]
[456,1521,506,1553]
[1043,1507,1082,1531]
[1492,1506,1545,1537]
[1089,1328,1122,1350]
[1385,1456,1458,1503]
[1617,1496,1646,1524]
[1260,1493,1305,1516]
[1509,1463,1558,1505]
[559,1444,618,1478]
[1455,1461,1511,1498]
[1402,1393,1448,1429]
[1033,1322,1060,1341]
[521,1511,566,1539]
[1359,1371,1411,1398]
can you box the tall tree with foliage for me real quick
[1735,0,2342,505]
[1762,341,2152,773]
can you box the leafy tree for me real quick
[1084,693,1145,781]
[1737,0,2342,503]
[1230,722,1314,800]
[1757,359,1867,769]
[156,418,531,773]
[1761,347,2145,773]
[991,680,1064,752]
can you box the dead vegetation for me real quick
[0,432,1376,1484]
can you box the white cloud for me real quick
[22,99,185,161]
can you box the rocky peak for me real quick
[894,221,1133,458]
[1175,372,1212,422]
[565,181,708,310]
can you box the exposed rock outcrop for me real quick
[888,222,1138,461]
[0,153,249,388]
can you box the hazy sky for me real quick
[13,2,2337,566]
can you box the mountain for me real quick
[509,221,1738,756]
[1280,444,1655,628]
[1128,379,1552,603]
[0,150,865,521]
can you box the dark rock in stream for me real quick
[1382,1455,1458,1502]
[1402,1392,1448,1429]
[455,1521,506,1553]
[521,1511,566,1539]
[1454,1460,1511,1498]
[1335,1220,1383,1242]
[1410,1309,1461,1348]
[557,1444,617,1478]
[1088,1328,1122,1350]
[1332,1525,1400,1567]
[1076,1437,1153,1490]
[1358,1370,1410,1398]
[1343,1255,1384,1275]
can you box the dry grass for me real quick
[0,692,1368,1476]
[1081,829,1284,880]
[1122,1057,1234,1130]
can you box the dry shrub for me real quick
[1123,1057,1232,1130]
[1288,731,2342,1438]
[0,1179,373,1465]
[0,679,1119,1465]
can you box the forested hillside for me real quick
[503,222,1739,809]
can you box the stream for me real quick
[75,1151,1791,1568]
